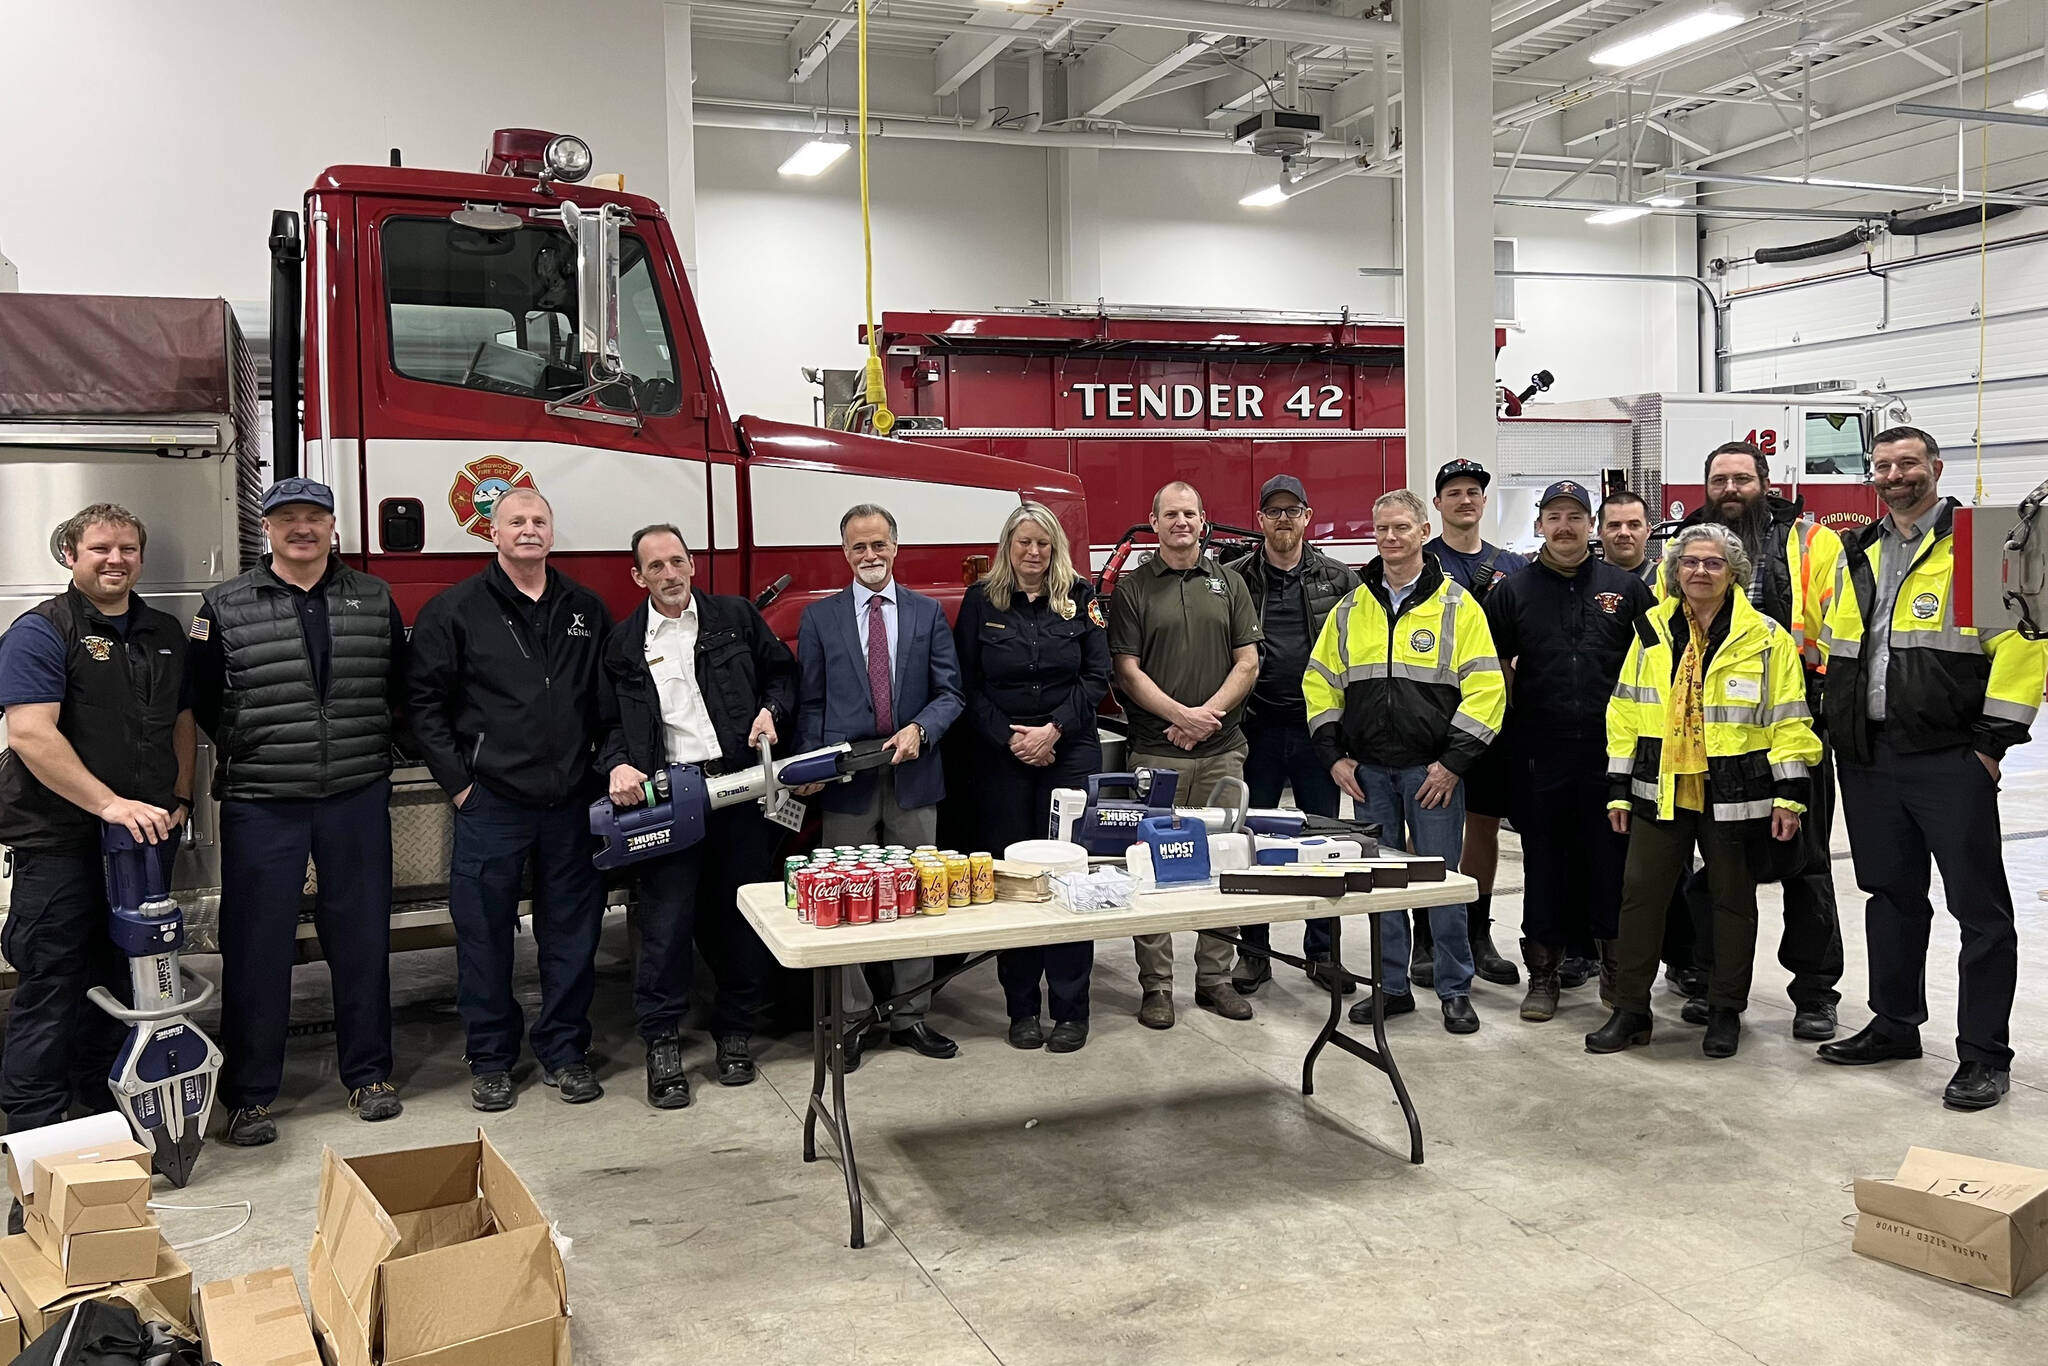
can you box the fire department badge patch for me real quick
[448,455,539,543]
[1409,628,1436,654]
[1593,591,1624,615]
[1087,599,1106,628]
[1911,591,1939,620]
[82,636,113,662]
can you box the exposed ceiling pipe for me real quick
[974,64,998,131]
[1051,0,1398,50]
[697,101,1240,153]
[1493,192,1882,222]
[1024,49,1045,135]
[1667,168,2048,208]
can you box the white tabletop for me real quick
[737,874,1480,969]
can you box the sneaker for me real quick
[1195,984,1253,1021]
[225,1106,277,1147]
[543,1062,604,1104]
[349,1082,403,1123]
[471,1071,515,1112]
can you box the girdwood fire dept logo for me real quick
[448,455,539,543]
[1593,591,1624,615]
[82,636,113,662]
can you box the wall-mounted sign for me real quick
[1067,382,1347,423]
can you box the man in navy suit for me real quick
[797,504,966,1064]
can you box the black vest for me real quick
[206,564,394,801]
[0,588,186,853]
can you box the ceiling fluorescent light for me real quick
[778,137,850,177]
[1646,193,1686,207]
[1240,184,1290,208]
[2016,90,2048,111]
[1590,7,1743,68]
[1587,205,1653,225]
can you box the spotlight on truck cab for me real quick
[484,128,594,184]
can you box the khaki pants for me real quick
[1129,745,1247,992]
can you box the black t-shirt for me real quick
[1426,537,1527,603]
[1251,561,1312,724]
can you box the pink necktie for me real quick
[866,596,894,735]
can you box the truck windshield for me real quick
[1804,411,1869,477]
[382,216,680,415]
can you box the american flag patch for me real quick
[188,617,210,641]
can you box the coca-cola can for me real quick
[812,868,845,929]
[876,872,899,923]
[892,863,920,918]
[794,867,818,924]
[844,865,877,925]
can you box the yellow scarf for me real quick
[1664,606,1712,812]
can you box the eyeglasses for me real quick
[1260,506,1310,523]
[1678,556,1728,573]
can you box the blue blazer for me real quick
[796,584,965,814]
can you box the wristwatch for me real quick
[914,723,928,746]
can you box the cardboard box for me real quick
[45,1161,152,1236]
[24,1213,160,1288]
[197,1269,322,1366]
[1853,1146,2048,1297]
[307,1130,567,1366]
[5,1137,151,1212]
[0,1286,18,1366]
[0,1232,190,1340]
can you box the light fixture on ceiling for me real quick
[1586,205,1653,225]
[1646,193,1687,207]
[2016,90,2048,111]
[778,137,851,177]
[1590,6,1744,69]
[1240,184,1290,208]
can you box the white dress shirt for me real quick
[854,578,899,689]
[645,602,724,764]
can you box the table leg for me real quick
[1301,918,1345,1097]
[803,965,867,1248]
[1298,914,1425,1165]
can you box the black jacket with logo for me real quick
[595,590,799,779]
[0,588,187,853]
[1484,555,1655,751]
[407,562,612,807]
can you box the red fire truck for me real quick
[869,306,1895,562]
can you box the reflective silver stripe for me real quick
[1608,754,1635,776]
[1825,636,1859,659]
[1889,625,1981,656]
[1703,705,1761,724]
[1711,799,1774,821]
[1342,662,1390,684]
[1984,696,2040,725]
[1771,760,1810,782]
[1389,661,1445,684]
[1306,706,1342,733]
[1614,682,1659,704]
[1307,658,1341,690]
[1630,778,1659,802]
[1332,593,1358,670]
[1437,594,1459,679]
[1458,654,1502,677]
[1450,710,1497,745]
[1761,700,1811,725]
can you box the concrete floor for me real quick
[163,733,2048,1365]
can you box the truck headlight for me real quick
[545,135,593,184]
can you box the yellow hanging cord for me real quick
[856,0,894,435]
[1973,0,1990,503]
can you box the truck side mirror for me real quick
[555,200,626,379]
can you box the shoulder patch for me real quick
[188,616,210,641]
[1087,599,1106,628]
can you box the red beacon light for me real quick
[482,128,593,184]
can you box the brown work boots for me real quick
[1519,939,1561,1021]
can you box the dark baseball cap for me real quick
[261,477,335,514]
[1258,474,1309,509]
[1434,459,1492,493]
[1539,479,1593,513]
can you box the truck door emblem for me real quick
[449,455,539,544]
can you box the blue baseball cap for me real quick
[1539,479,1593,512]
[261,477,336,514]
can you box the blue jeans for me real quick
[448,783,606,1074]
[1358,762,1474,998]
[1238,723,1342,962]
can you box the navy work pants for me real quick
[631,803,778,1043]
[977,737,1100,1024]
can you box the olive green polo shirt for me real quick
[1107,552,1263,757]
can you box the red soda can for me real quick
[844,865,877,925]
[813,869,845,929]
[893,863,920,918]
[794,867,818,924]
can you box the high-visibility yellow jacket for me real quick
[1304,555,1505,775]
[1606,592,1821,824]
[1820,498,2048,764]
[1665,498,1842,676]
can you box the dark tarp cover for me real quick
[0,294,235,418]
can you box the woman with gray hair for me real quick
[953,502,1111,1052]
[1587,523,1821,1060]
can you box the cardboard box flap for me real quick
[1892,1146,2048,1215]
[475,1132,546,1235]
[377,1224,563,1362]
[386,1315,562,1366]
[315,1149,402,1323]
[341,1143,484,1216]
[307,1236,374,1366]
[390,1200,488,1259]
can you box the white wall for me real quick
[0,0,668,301]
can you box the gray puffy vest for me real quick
[207,564,394,801]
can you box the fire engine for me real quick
[866,305,1903,561]
[0,128,1081,925]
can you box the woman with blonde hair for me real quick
[953,502,1111,1052]
[1587,523,1821,1060]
